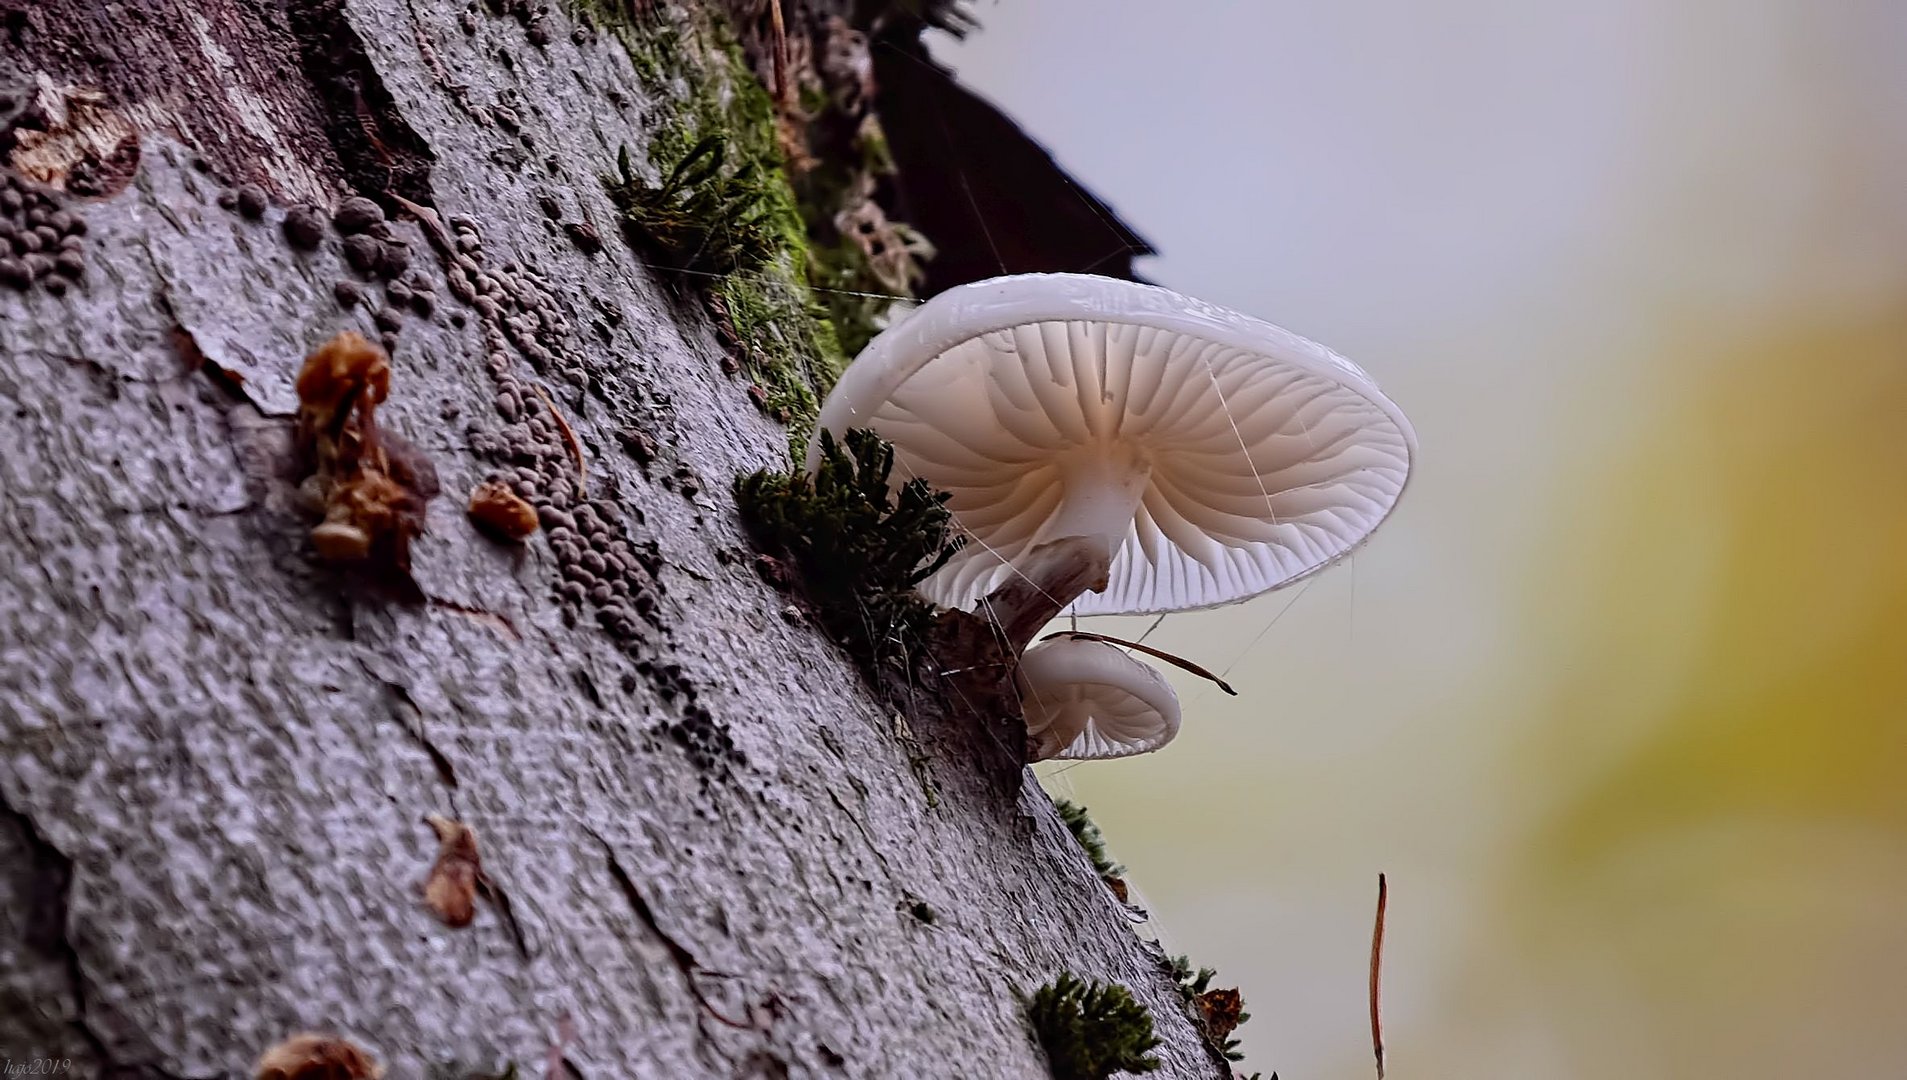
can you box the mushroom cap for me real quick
[808,273,1417,615]
[1017,636,1182,761]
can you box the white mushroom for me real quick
[808,273,1416,643]
[1017,636,1182,761]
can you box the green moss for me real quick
[581,3,947,454]
[1166,954,1215,1000]
[609,134,779,275]
[1024,974,1162,1080]
[570,0,683,91]
[711,266,846,455]
[798,81,832,118]
[856,115,896,177]
[807,215,930,358]
[1054,799,1124,880]
[807,239,884,356]
[735,428,963,672]
[589,1,847,445]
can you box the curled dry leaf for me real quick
[293,332,435,580]
[423,813,482,928]
[1194,987,1245,1042]
[254,1032,382,1080]
[297,331,391,433]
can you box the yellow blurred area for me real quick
[1491,307,1907,1076]
[1537,311,1907,847]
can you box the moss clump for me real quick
[1166,954,1216,1001]
[571,0,686,91]
[808,237,889,357]
[1054,800,1124,880]
[689,32,856,440]
[591,3,847,444]
[609,135,779,276]
[709,268,846,456]
[1024,973,1162,1080]
[1166,955,1255,1066]
[735,428,962,671]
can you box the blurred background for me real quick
[936,2,1907,1077]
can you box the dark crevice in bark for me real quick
[824,787,897,884]
[0,795,207,1080]
[596,830,700,971]
[589,828,764,1032]
[8,795,75,967]
[3,789,107,1071]
[478,873,532,960]
[378,675,462,790]
[166,323,251,406]
[285,0,436,207]
[0,0,340,194]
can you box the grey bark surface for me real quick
[0,2,1230,1077]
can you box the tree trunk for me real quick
[0,1,1227,1077]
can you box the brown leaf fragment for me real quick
[467,481,539,541]
[423,813,482,928]
[254,1032,382,1080]
[1195,987,1245,1042]
[296,331,389,439]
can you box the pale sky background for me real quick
[936,3,1907,1077]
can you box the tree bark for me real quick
[0,1,1226,1077]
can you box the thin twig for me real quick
[768,0,790,107]
[1370,872,1388,1080]
[531,383,587,487]
[1040,630,1238,696]
[389,192,458,258]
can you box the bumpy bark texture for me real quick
[0,1,1219,1077]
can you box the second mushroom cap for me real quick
[1018,635,1183,761]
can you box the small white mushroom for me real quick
[809,273,1416,645]
[1017,636,1182,762]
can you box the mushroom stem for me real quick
[981,449,1150,649]
[1042,447,1151,567]
[982,536,1109,653]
